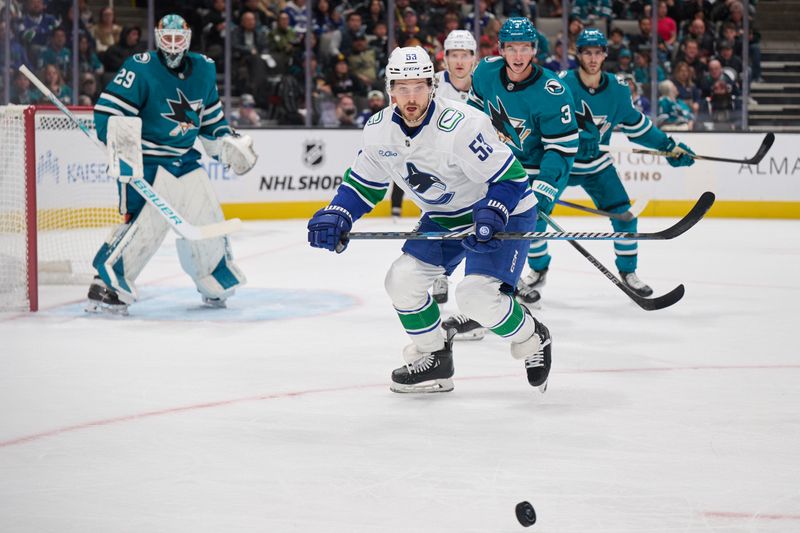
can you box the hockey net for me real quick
[0,105,123,311]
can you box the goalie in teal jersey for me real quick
[85,14,258,315]
[531,28,695,298]
[467,17,579,307]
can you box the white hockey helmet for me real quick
[385,46,435,90]
[444,30,477,54]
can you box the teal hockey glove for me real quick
[662,137,695,168]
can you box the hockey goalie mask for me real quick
[386,46,436,127]
[156,14,191,69]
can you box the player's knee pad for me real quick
[170,167,246,299]
[385,253,443,310]
[455,274,505,326]
[92,193,171,302]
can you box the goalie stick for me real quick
[18,65,242,241]
[599,132,775,165]
[347,191,715,241]
[539,212,684,311]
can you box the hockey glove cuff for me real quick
[662,137,695,168]
[531,176,560,215]
[308,205,353,253]
[463,199,508,254]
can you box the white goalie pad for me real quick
[107,116,144,183]
[221,134,258,175]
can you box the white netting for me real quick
[0,106,30,310]
[0,106,123,311]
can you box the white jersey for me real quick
[435,70,470,103]
[344,97,535,230]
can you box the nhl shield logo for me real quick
[303,140,325,168]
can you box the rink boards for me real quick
[37,130,800,220]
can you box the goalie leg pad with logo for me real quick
[91,167,172,301]
[385,253,447,353]
[172,167,247,300]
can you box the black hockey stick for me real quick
[556,199,634,221]
[600,133,775,165]
[348,191,715,241]
[539,212,684,311]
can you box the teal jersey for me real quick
[94,51,232,168]
[559,69,668,175]
[468,58,578,194]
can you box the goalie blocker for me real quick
[89,116,251,312]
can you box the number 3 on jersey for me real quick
[469,133,494,161]
[560,104,572,124]
[113,68,136,89]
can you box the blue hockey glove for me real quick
[463,199,508,254]
[663,137,695,168]
[576,123,601,161]
[307,206,352,253]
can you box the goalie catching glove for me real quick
[221,133,258,175]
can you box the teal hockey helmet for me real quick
[576,28,608,51]
[155,14,191,69]
[498,17,538,46]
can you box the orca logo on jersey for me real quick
[487,97,530,151]
[161,89,203,136]
[545,79,565,95]
[403,162,454,206]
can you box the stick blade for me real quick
[635,284,685,311]
[748,132,776,165]
[653,191,716,240]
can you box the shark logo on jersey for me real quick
[487,97,530,151]
[161,89,203,136]
[403,162,454,205]
[575,101,611,137]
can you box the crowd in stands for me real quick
[1,0,760,130]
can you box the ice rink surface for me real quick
[2,215,799,532]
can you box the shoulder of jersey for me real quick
[188,51,217,70]
[433,98,476,134]
[363,105,391,134]
[126,51,154,70]
[539,68,569,97]
[610,72,631,92]
[474,56,504,76]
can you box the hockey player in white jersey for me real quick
[85,14,257,315]
[426,29,479,307]
[308,46,553,393]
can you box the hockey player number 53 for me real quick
[113,68,136,89]
[469,133,494,161]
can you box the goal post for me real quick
[0,105,123,312]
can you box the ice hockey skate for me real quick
[619,271,653,297]
[85,277,129,316]
[201,295,227,308]
[390,341,454,393]
[441,314,487,341]
[515,268,547,307]
[511,315,552,393]
[431,275,449,304]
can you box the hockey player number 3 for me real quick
[113,69,136,89]
[469,133,494,161]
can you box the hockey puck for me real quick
[515,501,536,527]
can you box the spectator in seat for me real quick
[327,54,367,98]
[567,15,584,55]
[670,60,701,115]
[340,11,364,56]
[16,0,59,58]
[478,34,496,58]
[38,27,71,75]
[685,18,714,59]
[628,16,653,54]
[369,21,389,74]
[605,27,627,70]
[436,13,460,50]
[231,12,272,97]
[284,0,309,35]
[202,0,227,69]
[615,47,634,75]
[676,38,706,83]
[232,93,262,127]
[335,94,360,128]
[624,74,651,115]
[269,11,298,63]
[102,26,145,74]
[357,89,385,128]
[348,32,378,89]
[464,0,496,34]
[656,0,677,47]
[79,72,100,104]
[700,58,738,101]
[78,34,103,78]
[39,64,72,104]
[91,6,122,54]
[571,0,612,28]
[10,70,38,105]
[397,7,432,50]
[715,40,742,77]
[542,40,577,72]
[633,47,665,85]
[0,20,32,72]
[657,79,695,130]
[238,0,274,28]
[362,0,385,36]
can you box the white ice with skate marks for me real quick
[2,217,800,532]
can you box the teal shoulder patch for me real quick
[132,52,151,64]
[437,108,465,132]
[544,78,565,96]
